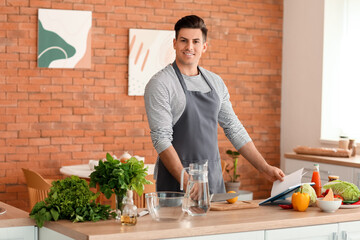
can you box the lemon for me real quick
[226,191,238,204]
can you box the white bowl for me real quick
[316,198,342,212]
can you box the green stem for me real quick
[233,157,238,182]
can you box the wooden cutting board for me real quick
[210,201,259,211]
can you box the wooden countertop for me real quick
[285,153,360,168]
[43,201,360,240]
[0,201,34,228]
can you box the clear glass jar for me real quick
[120,190,137,226]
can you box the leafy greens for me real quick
[30,176,114,228]
[297,183,317,204]
[89,153,152,199]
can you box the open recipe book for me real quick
[259,168,314,205]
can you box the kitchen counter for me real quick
[42,201,360,240]
[0,201,34,228]
[285,153,360,168]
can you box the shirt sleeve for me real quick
[217,78,252,150]
[144,76,174,154]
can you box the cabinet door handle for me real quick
[331,232,338,240]
[342,230,348,240]
[332,232,338,240]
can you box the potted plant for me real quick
[224,149,241,192]
[89,153,152,220]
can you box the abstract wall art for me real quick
[128,29,175,96]
[38,9,92,68]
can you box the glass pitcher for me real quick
[180,162,211,216]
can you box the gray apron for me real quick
[156,61,225,194]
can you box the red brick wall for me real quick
[0,0,283,211]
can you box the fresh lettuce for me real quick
[297,184,317,204]
[322,180,360,201]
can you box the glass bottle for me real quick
[311,163,322,197]
[120,190,137,226]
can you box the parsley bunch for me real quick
[89,153,152,199]
[30,176,114,228]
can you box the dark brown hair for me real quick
[174,15,208,42]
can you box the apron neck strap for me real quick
[172,61,188,91]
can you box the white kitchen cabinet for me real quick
[265,224,338,240]
[353,169,360,188]
[38,227,74,240]
[284,158,353,184]
[169,230,264,240]
[338,221,360,240]
[0,226,36,240]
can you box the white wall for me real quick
[280,0,326,169]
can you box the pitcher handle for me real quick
[180,167,189,191]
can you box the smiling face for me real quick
[173,28,207,76]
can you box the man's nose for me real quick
[185,42,193,50]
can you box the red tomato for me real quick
[334,194,343,201]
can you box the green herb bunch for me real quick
[30,176,114,228]
[89,153,152,199]
[226,150,241,182]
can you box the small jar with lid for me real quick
[328,175,339,182]
[339,137,350,150]
[348,139,357,157]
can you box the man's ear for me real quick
[202,42,208,53]
[173,38,176,49]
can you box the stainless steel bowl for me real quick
[145,192,185,221]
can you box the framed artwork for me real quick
[128,29,175,96]
[38,9,92,68]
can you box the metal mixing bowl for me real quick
[145,192,185,221]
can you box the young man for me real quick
[144,15,284,194]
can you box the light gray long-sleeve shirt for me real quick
[144,64,251,155]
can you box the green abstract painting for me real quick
[38,20,76,67]
[37,9,92,68]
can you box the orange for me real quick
[226,191,238,204]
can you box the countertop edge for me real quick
[284,153,360,167]
[44,206,360,240]
[44,221,88,240]
[0,201,35,228]
[0,218,35,228]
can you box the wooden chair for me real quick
[22,168,52,210]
